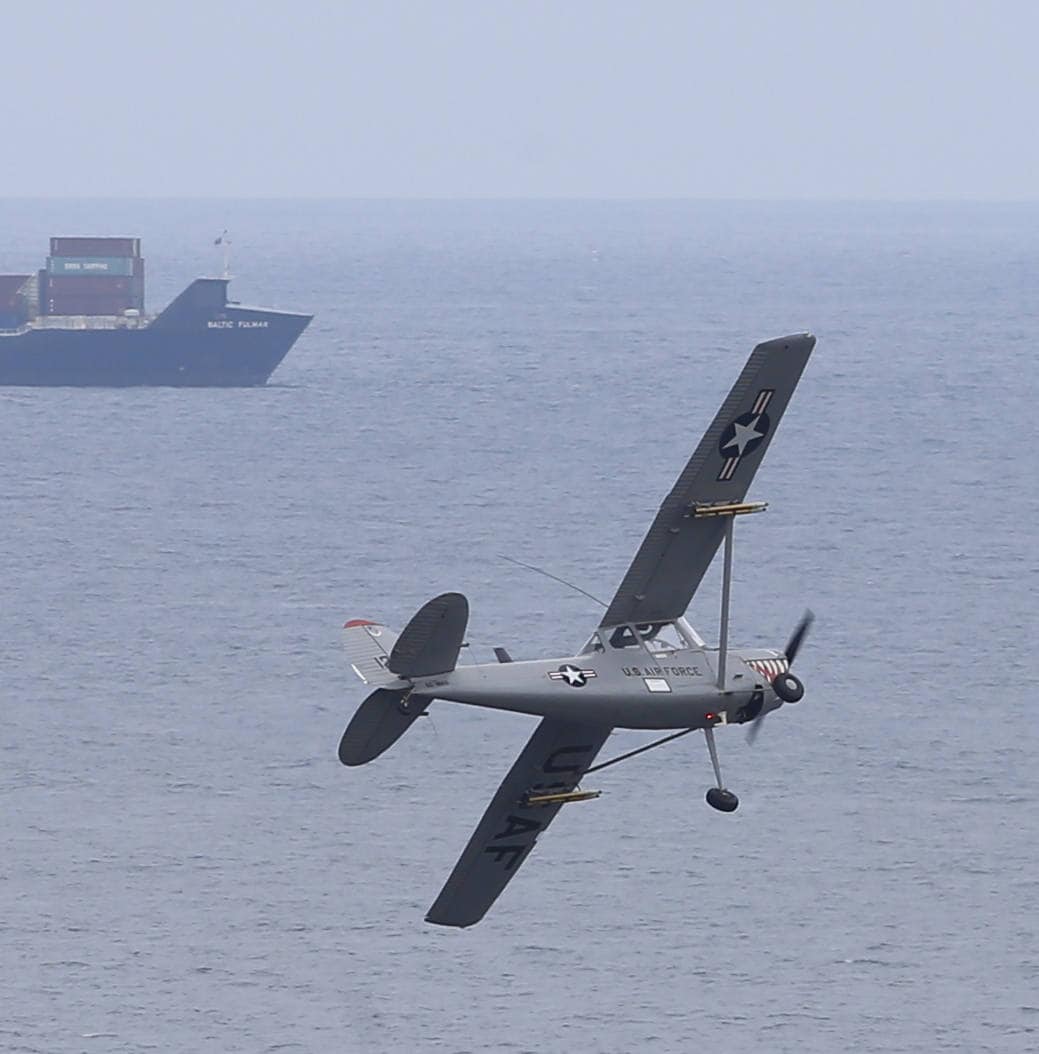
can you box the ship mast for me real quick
[215,230,232,279]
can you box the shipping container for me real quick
[50,236,140,258]
[47,256,136,277]
[0,275,31,327]
[46,291,133,306]
[46,287,133,302]
[45,275,132,294]
[131,271,145,312]
[46,297,136,316]
[0,274,31,310]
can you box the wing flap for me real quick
[601,333,815,626]
[426,717,612,928]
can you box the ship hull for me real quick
[0,274,311,387]
[0,309,310,387]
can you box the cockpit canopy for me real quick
[581,619,705,656]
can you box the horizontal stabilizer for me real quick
[389,592,469,678]
[342,619,400,686]
[338,687,430,766]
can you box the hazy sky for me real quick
[3,0,1037,198]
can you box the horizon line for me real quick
[3,194,1039,205]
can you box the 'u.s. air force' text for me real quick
[621,664,701,677]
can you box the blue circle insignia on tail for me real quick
[719,411,770,459]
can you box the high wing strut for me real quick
[584,727,696,775]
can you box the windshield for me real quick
[642,623,686,655]
[608,622,689,654]
[579,632,606,655]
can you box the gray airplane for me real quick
[338,333,816,927]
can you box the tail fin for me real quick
[338,593,468,766]
[388,592,469,678]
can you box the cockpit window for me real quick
[608,622,689,654]
[645,623,686,655]
[579,632,606,655]
[608,624,645,649]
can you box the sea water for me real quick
[1,199,1037,1052]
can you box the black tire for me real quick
[706,787,739,812]
[772,671,804,703]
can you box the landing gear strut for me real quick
[579,724,740,813]
[704,725,739,812]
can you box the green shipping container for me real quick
[47,256,136,277]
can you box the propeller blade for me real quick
[784,609,814,665]
[746,713,766,745]
[749,610,814,746]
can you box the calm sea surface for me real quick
[1,200,1037,1052]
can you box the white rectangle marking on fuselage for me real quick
[644,677,672,693]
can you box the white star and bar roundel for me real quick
[547,663,597,688]
[717,388,774,481]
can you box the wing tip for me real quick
[424,909,480,929]
[755,331,816,354]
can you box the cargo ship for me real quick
[0,237,311,386]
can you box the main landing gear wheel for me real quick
[706,787,739,812]
[703,725,739,812]
[772,671,804,703]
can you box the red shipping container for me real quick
[0,274,30,310]
[50,236,140,258]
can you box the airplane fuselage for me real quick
[403,647,785,730]
[337,332,819,927]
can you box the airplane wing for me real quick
[425,718,612,928]
[601,333,815,627]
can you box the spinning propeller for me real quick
[747,609,814,744]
